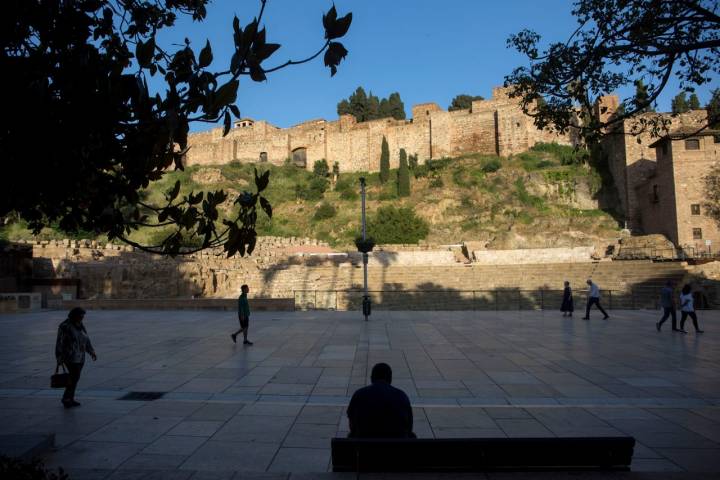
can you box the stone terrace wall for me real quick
[185,86,573,173]
[472,247,596,265]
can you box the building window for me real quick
[693,228,703,240]
[685,138,700,150]
[691,204,701,215]
[652,184,659,203]
[259,152,267,163]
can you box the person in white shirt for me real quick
[582,279,609,320]
[679,284,703,334]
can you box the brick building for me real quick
[635,129,720,253]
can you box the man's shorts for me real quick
[238,314,249,329]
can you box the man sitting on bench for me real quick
[347,363,416,438]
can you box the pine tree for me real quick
[634,80,655,113]
[349,87,368,121]
[448,94,485,111]
[367,93,380,120]
[397,148,410,197]
[379,136,390,184]
[688,93,701,110]
[671,92,688,114]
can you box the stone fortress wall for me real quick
[185,87,572,171]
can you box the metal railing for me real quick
[293,288,686,311]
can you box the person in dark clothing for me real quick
[561,281,574,317]
[55,307,97,408]
[656,281,679,332]
[347,363,415,438]
[231,284,253,345]
[582,279,609,320]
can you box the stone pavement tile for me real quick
[187,470,236,480]
[655,448,720,471]
[282,423,337,449]
[268,447,330,473]
[43,441,145,469]
[127,400,203,418]
[650,409,720,443]
[483,407,532,419]
[495,418,555,437]
[260,384,314,395]
[463,383,506,397]
[238,403,303,417]
[630,458,685,472]
[187,403,245,421]
[499,384,560,397]
[143,435,208,455]
[176,378,237,393]
[235,474,291,480]
[61,468,113,480]
[167,420,225,437]
[119,453,188,470]
[180,440,278,471]
[432,426,506,438]
[296,405,343,425]
[424,407,498,428]
[232,375,274,388]
[213,415,295,443]
[417,388,473,398]
[85,415,184,443]
[486,372,542,385]
[270,367,323,385]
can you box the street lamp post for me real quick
[356,177,373,321]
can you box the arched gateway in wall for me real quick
[292,147,307,168]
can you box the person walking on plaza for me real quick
[679,284,704,334]
[656,281,679,332]
[55,307,97,408]
[582,279,609,320]
[561,281,574,317]
[347,363,415,438]
[231,284,253,345]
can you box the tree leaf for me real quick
[324,42,349,76]
[229,105,240,118]
[249,64,266,82]
[168,180,181,201]
[136,37,156,68]
[254,168,270,191]
[198,40,213,68]
[256,43,280,62]
[325,11,352,40]
[259,196,273,218]
[223,110,232,136]
[215,79,239,107]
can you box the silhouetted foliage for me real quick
[367,205,429,244]
[337,88,406,121]
[0,455,67,480]
[397,149,410,197]
[506,0,719,142]
[380,137,390,183]
[448,94,485,111]
[2,0,351,256]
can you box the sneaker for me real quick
[679,330,688,334]
[697,330,705,334]
[656,322,661,332]
[230,334,236,344]
[243,340,253,345]
[70,401,81,407]
[62,400,73,409]
[603,315,609,320]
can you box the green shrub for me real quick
[531,142,589,165]
[481,158,501,173]
[408,153,419,170]
[339,188,359,201]
[313,159,329,177]
[429,176,444,188]
[313,202,337,221]
[367,205,429,244]
[296,177,328,200]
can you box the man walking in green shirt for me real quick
[231,284,253,345]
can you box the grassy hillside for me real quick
[1,143,621,249]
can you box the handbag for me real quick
[51,364,70,389]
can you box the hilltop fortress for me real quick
[185,86,572,171]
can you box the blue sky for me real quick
[155,0,718,131]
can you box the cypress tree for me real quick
[688,93,701,110]
[379,136,390,183]
[397,148,410,197]
[634,80,655,113]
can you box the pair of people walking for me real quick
[657,282,703,333]
[560,279,608,319]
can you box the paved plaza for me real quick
[0,308,719,479]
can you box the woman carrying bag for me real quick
[55,307,97,408]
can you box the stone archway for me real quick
[292,147,307,168]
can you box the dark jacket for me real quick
[55,320,94,364]
[561,286,574,312]
[347,381,414,438]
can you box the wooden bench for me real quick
[331,436,635,472]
